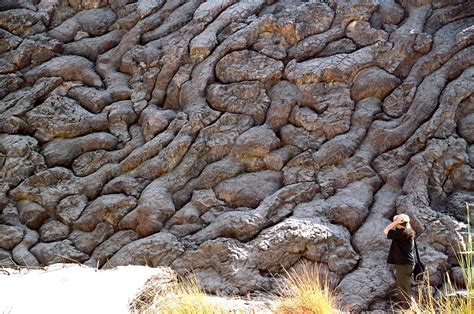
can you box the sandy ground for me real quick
[0,264,169,314]
[0,264,275,314]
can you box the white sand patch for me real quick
[0,264,170,314]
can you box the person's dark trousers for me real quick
[395,264,415,304]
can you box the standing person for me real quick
[383,214,416,307]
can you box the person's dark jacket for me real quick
[387,229,415,265]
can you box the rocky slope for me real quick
[0,0,473,311]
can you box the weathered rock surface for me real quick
[1,1,473,312]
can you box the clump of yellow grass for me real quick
[130,273,230,314]
[274,263,338,314]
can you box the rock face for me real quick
[1,1,473,312]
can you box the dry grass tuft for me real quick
[130,272,232,314]
[274,263,338,314]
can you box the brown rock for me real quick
[216,50,284,84]
[318,38,357,57]
[24,56,104,87]
[207,82,271,124]
[63,30,125,61]
[69,222,115,255]
[458,113,474,144]
[42,133,118,167]
[56,194,88,225]
[48,8,117,43]
[214,170,283,208]
[16,201,49,230]
[74,194,137,232]
[345,21,388,47]
[25,95,108,142]
[85,229,139,268]
[0,9,46,37]
[39,220,70,242]
[351,66,400,101]
[0,225,24,250]
[106,232,184,268]
[265,81,300,131]
[30,240,89,265]
[68,87,113,113]
[0,74,24,99]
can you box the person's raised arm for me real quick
[383,215,403,235]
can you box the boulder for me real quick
[24,56,103,87]
[458,113,474,144]
[214,171,283,208]
[207,82,271,124]
[85,229,139,268]
[216,50,284,84]
[106,232,184,268]
[39,220,70,242]
[25,95,108,142]
[74,194,137,232]
[42,133,118,167]
[30,240,89,265]
[69,222,115,255]
[16,201,49,230]
[0,9,45,37]
[0,225,24,250]
[351,66,400,101]
[48,8,117,43]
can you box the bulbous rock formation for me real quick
[0,0,473,311]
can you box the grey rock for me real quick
[48,8,117,43]
[265,81,300,131]
[285,43,389,85]
[106,232,184,268]
[56,194,88,225]
[280,124,324,152]
[108,100,138,143]
[63,30,125,61]
[85,229,140,268]
[42,133,119,167]
[39,220,70,242]
[0,225,24,250]
[0,2,473,311]
[24,56,103,87]
[30,240,89,265]
[0,134,46,187]
[0,248,15,267]
[459,113,474,144]
[187,182,319,244]
[318,38,357,57]
[12,227,40,266]
[0,9,46,37]
[345,21,388,47]
[16,201,49,230]
[118,183,174,236]
[0,77,63,133]
[214,171,283,208]
[9,167,83,212]
[0,74,24,99]
[74,194,137,232]
[216,50,284,84]
[231,126,281,162]
[68,87,113,113]
[0,34,62,74]
[25,95,108,142]
[139,106,176,142]
[207,82,271,124]
[68,0,108,10]
[69,222,114,255]
[351,67,400,101]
